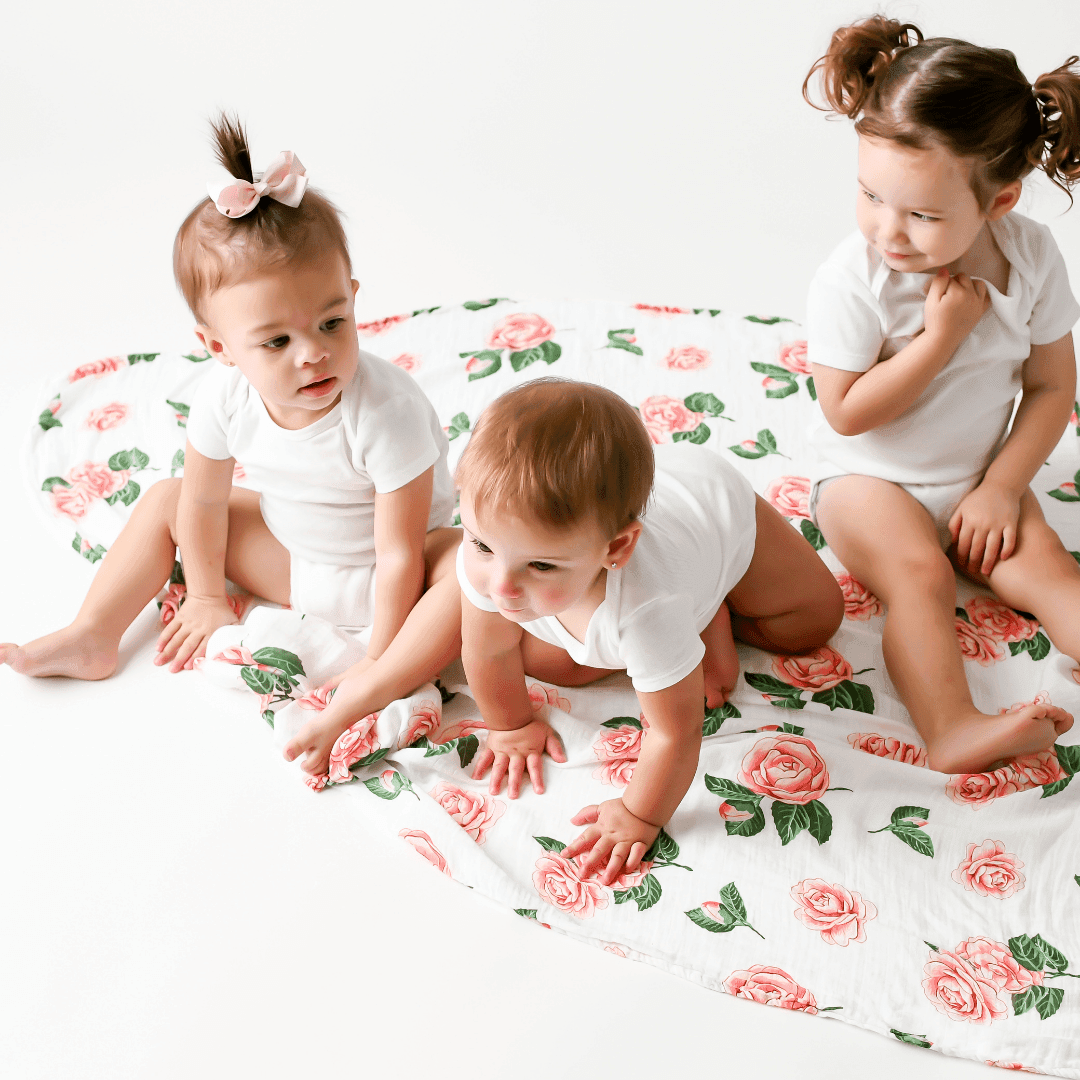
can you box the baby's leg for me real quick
[519,635,617,686]
[816,477,1069,773]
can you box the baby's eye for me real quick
[471,537,493,555]
[529,561,557,572]
[323,317,346,332]
[912,212,938,222]
[862,189,880,203]
[263,336,289,350]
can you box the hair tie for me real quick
[207,151,308,219]
[1034,90,1054,135]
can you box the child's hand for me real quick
[471,718,566,798]
[923,269,990,347]
[948,481,1021,576]
[154,596,239,672]
[563,800,661,886]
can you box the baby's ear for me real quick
[194,326,232,366]
[608,520,644,567]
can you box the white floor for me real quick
[2,2,1077,1076]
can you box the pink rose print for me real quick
[68,355,126,382]
[763,475,811,519]
[158,582,186,626]
[639,395,704,444]
[327,713,380,782]
[399,829,451,876]
[951,841,1026,899]
[945,767,1025,808]
[532,852,609,919]
[965,598,1039,643]
[296,685,335,711]
[305,774,328,792]
[762,376,786,392]
[718,801,754,822]
[440,717,488,741]
[527,682,571,714]
[663,345,711,371]
[591,719,646,787]
[738,734,829,804]
[954,937,1043,993]
[48,399,62,416]
[789,879,877,946]
[487,312,555,351]
[1009,749,1067,788]
[986,1063,1039,1073]
[847,732,928,767]
[723,966,818,1014]
[633,303,690,316]
[464,355,491,376]
[922,949,1008,1024]
[1000,691,1051,715]
[1056,481,1077,497]
[212,646,269,669]
[51,484,94,521]
[611,861,653,890]
[84,402,130,431]
[68,461,129,500]
[955,618,1006,666]
[390,352,420,373]
[429,782,506,844]
[226,593,249,620]
[835,573,883,620]
[402,699,441,746]
[233,463,247,482]
[739,439,759,452]
[772,646,852,691]
[777,340,811,375]
[356,314,410,336]
[604,944,628,958]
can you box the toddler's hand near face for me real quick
[155,596,240,672]
[564,800,661,886]
[472,718,566,798]
[924,269,990,347]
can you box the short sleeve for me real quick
[620,594,705,693]
[806,263,885,372]
[356,393,444,494]
[1029,234,1080,346]
[185,365,233,461]
[456,543,499,612]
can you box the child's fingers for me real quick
[471,747,494,780]
[488,753,509,795]
[170,629,203,673]
[625,841,649,874]
[570,804,600,827]
[155,617,182,655]
[955,521,974,567]
[546,731,567,763]
[578,836,615,880]
[507,755,525,799]
[600,844,631,886]
[1000,524,1017,561]
[979,531,1002,576]
[562,825,599,861]
[927,267,949,301]
[526,752,545,795]
[947,507,963,545]
[966,530,989,577]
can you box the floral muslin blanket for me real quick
[24,300,1080,1076]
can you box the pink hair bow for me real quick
[207,151,308,218]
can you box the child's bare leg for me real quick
[284,530,464,774]
[519,635,617,687]
[700,601,740,707]
[816,477,1069,773]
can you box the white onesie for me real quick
[186,350,455,629]
[457,443,758,693]
[806,212,1079,543]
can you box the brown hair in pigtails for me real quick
[212,112,255,186]
[1031,58,1080,195]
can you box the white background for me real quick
[1,2,1078,1077]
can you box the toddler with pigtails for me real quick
[803,17,1080,772]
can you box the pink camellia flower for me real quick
[226,593,249,620]
[1058,481,1077,496]
[772,645,852,692]
[212,646,270,669]
[763,475,811,519]
[610,861,653,890]
[955,618,1006,666]
[723,966,819,1014]
[738,734,829,804]
[739,438,759,452]
[68,355,126,382]
[356,314,410,336]
[48,398,62,415]
[68,461,129,500]
[847,732,928,767]
[378,769,397,792]
[700,900,724,921]
[954,937,1043,993]
[327,713,380,783]
[633,303,690,316]
[305,773,328,792]
[158,582,186,626]
[527,682,571,714]
[777,340,811,374]
[639,395,704,444]
[429,782,506,844]
[399,829,451,876]
[951,841,1026,899]
[985,1063,1038,1073]
[296,685,335,711]
[1009,749,1067,789]
[604,944,627,958]
[1071,407,1079,426]
[532,852,608,918]
[663,345,711,371]
[51,484,94,520]
[402,699,441,747]
[835,573,883,620]
[718,800,754,822]
[464,354,491,375]
[790,879,878,946]
[439,717,488,741]
[592,719,646,787]
[390,352,420,373]
[762,376,786,392]
[84,402,130,431]
[922,949,1008,1024]
[965,598,1039,643]
[233,463,247,482]
[487,312,556,351]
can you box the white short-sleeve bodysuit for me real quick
[806,212,1079,543]
[456,443,758,694]
[186,350,455,629]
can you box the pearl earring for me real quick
[611,562,617,569]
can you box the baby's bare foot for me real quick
[926,704,1073,774]
[283,711,353,776]
[0,625,118,680]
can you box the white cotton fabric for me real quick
[456,443,758,693]
[807,212,1080,488]
[288,557,377,632]
[186,350,455,571]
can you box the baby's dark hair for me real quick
[803,15,1080,205]
[173,114,351,321]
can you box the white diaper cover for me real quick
[288,556,377,632]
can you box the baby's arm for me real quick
[814,269,990,436]
[951,332,1077,573]
[463,597,566,798]
[563,666,703,885]
[155,442,240,670]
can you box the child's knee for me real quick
[138,476,182,528]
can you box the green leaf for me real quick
[1036,986,1065,1020]
[891,823,934,857]
[805,800,833,845]
[363,775,402,800]
[685,907,732,933]
[514,908,538,919]
[462,350,502,381]
[104,480,141,507]
[622,873,662,911]
[38,408,62,431]
[744,315,793,325]
[605,329,644,355]
[1047,486,1080,502]
[447,412,470,440]
[170,449,185,477]
[799,518,827,551]
[423,741,455,757]
[811,679,875,714]
[1069,550,1080,567]
[1008,934,1047,973]
[645,828,679,864]
[1032,934,1068,973]
[1039,777,1072,799]
[889,1030,932,1048]
[672,423,711,445]
[602,716,643,730]
[169,560,185,586]
[718,882,747,920]
[1009,632,1051,661]
[725,806,766,837]
[463,298,504,310]
[1011,986,1040,1016]
[1055,743,1080,775]
[241,666,276,695]
[411,305,442,316]
[806,376,817,401]
[108,449,133,471]
[534,836,567,854]
[743,672,806,710]
[728,441,768,460]
[351,747,390,769]
[166,399,190,419]
[42,476,71,491]
[756,428,777,452]
[683,392,725,417]
[955,605,971,623]
[261,709,275,728]
[771,801,810,845]
[183,351,209,363]
[891,805,930,825]
[766,377,799,399]
[508,340,561,371]
[131,448,150,470]
[456,734,479,769]
[250,648,305,677]
[127,353,159,364]
[749,362,790,378]
[703,775,761,804]
[702,701,738,736]
[779,722,804,735]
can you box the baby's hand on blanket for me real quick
[472,719,566,798]
[564,800,661,887]
[154,596,239,672]
[948,482,1021,576]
